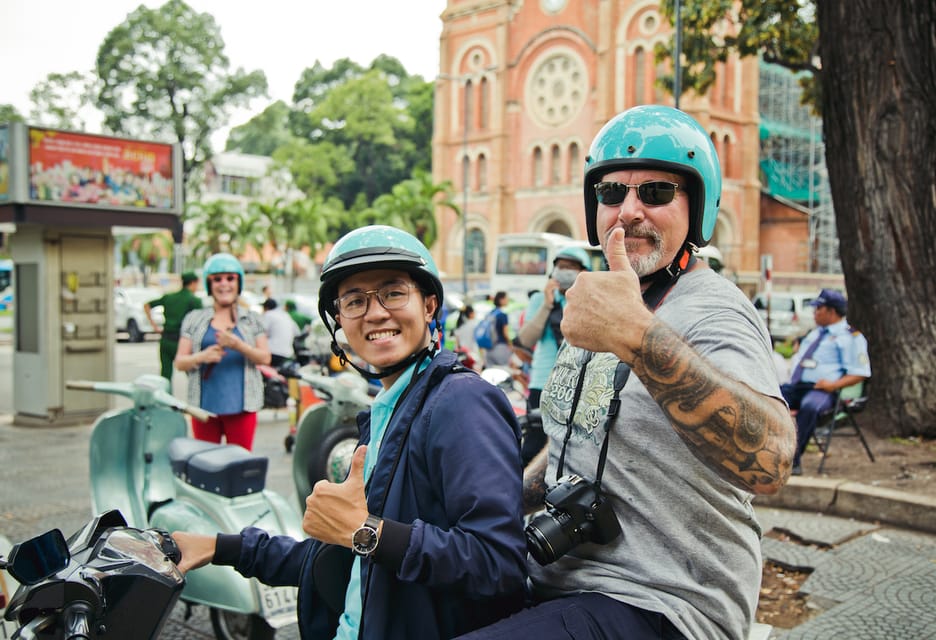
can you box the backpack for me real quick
[474,310,498,350]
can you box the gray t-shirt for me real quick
[532,269,781,640]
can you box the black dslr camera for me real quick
[525,474,622,566]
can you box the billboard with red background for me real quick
[28,128,176,211]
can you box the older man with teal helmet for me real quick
[460,106,795,640]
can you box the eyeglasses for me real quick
[335,281,418,319]
[594,181,680,207]
[209,274,238,283]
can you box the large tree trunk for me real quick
[817,0,936,436]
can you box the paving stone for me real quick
[776,577,936,640]
[760,536,827,571]
[756,507,878,546]
[800,533,925,601]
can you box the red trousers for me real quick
[191,411,258,451]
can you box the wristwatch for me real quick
[351,515,382,557]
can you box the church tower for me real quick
[432,0,762,288]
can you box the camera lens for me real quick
[525,511,578,566]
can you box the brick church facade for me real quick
[431,0,811,293]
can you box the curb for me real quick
[755,476,936,535]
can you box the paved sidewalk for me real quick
[2,412,935,638]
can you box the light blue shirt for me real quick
[333,357,429,640]
[789,318,871,384]
[526,291,565,391]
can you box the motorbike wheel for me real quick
[126,319,143,343]
[210,608,274,640]
[307,423,359,486]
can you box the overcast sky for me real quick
[1,0,446,140]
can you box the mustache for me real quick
[606,224,662,246]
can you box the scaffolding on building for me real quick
[758,61,841,273]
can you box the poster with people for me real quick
[26,128,176,211]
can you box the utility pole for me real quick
[674,0,682,109]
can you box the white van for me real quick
[490,233,604,297]
[751,291,816,341]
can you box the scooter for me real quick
[289,369,373,512]
[66,374,305,640]
[1,510,184,640]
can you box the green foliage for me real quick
[285,57,430,209]
[0,104,24,123]
[353,172,455,249]
[225,101,295,156]
[184,199,245,262]
[656,0,820,110]
[94,0,268,184]
[28,71,99,130]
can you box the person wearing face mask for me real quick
[515,247,591,463]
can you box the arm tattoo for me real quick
[631,319,794,493]
[522,445,549,514]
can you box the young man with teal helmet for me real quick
[461,107,795,640]
[173,226,527,639]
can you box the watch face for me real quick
[352,524,378,555]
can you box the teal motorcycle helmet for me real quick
[553,246,592,271]
[583,105,721,250]
[203,252,245,294]
[318,225,444,378]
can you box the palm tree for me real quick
[184,199,240,262]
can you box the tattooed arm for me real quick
[522,445,550,514]
[630,317,796,494]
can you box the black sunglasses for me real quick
[594,181,680,207]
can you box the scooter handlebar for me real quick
[65,380,96,390]
[186,406,216,423]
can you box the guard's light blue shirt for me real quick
[789,318,871,383]
[333,357,429,640]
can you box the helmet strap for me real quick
[326,317,440,381]
[637,244,697,307]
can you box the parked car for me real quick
[114,287,164,342]
[752,291,816,342]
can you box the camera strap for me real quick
[553,253,696,483]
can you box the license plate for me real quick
[258,584,298,629]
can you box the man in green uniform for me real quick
[145,272,203,380]
[284,299,312,331]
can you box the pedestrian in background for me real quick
[515,246,590,464]
[484,291,512,367]
[261,297,300,367]
[285,299,312,331]
[144,271,202,381]
[173,253,271,451]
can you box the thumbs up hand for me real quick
[303,445,369,546]
[560,228,654,362]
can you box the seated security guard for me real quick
[780,288,871,475]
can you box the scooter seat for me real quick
[167,438,268,498]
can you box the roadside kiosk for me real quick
[0,123,182,425]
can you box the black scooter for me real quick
[1,510,184,639]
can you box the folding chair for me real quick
[813,379,875,473]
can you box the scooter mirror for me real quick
[6,529,70,586]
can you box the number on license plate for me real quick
[258,584,298,629]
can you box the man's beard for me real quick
[614,225,667,277]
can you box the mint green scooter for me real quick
[67,374,304,640]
